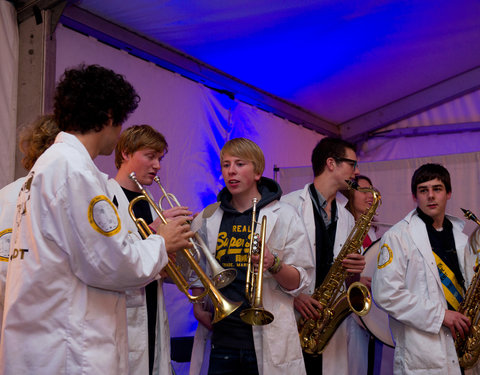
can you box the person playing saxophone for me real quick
[372,163,473,374]
[282,137,366,375]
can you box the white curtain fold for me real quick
[0,1,19,189]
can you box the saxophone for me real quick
[298,180,381,355]
[455,208,480,369]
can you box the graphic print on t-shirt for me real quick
[216,223,252,269]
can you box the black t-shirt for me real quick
[211,177,281,349]
[417,208,465,310]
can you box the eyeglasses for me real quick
[334,157,358,169]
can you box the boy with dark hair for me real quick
[110,124,192,375]
[411,162,452,196]
[373,163,473,374]
[190,137,313,375]
[282,136,365,375]
[0,65,193,374]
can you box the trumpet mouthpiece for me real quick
[128,172,143,191]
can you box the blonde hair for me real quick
[19,114,60,170]
[220,138,265,175]
[115,124,168,169]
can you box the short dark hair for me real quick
[54,64,140,133]
[311,137,356,176]
[411,163,451,197]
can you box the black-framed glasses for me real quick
[334,157,358,169]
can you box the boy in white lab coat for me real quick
[190,137,313,375]
[0,65,193,375]
[373,163,473,374]
[282,137,366,375]
[110,124,192,375]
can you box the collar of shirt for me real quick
[416,207,452,231]
[310,187,338,227]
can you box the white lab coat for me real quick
[348,228,382,375]
[281,184,355,375]
[107,179,172,375]
[0,132,169,375]
[372,209,471,375]
[189,199,314,375]
[0,177,25,335]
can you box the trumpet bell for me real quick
[240,307,274,326]
[212,268,237,289]
[212,296,242,324]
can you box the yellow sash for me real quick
[433,252,463,311]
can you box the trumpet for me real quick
[128,172,241,324]
[154,176,237,289]
[240,198,274,326]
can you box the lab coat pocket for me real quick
[126,287,145,307]
[263,289,302,365]
[404,326,444,370]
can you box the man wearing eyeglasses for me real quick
[282,137,365,375]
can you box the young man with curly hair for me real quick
[0,65,193,374]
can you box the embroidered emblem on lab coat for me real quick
[377,243,393,269]
[88,195,121,236]
[0,229,12,261]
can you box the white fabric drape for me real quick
[0,1,19,189]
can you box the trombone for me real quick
[128,172,241,324]
[154,176,237,289]
[240,198,274,326]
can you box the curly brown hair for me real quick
[54,64,140,133]
[19,114,60,170]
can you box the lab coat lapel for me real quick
[409,214,444,292]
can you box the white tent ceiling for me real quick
[14,0,480,140]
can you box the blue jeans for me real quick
[208,345,259,375]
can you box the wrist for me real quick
[268,253,283,274]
